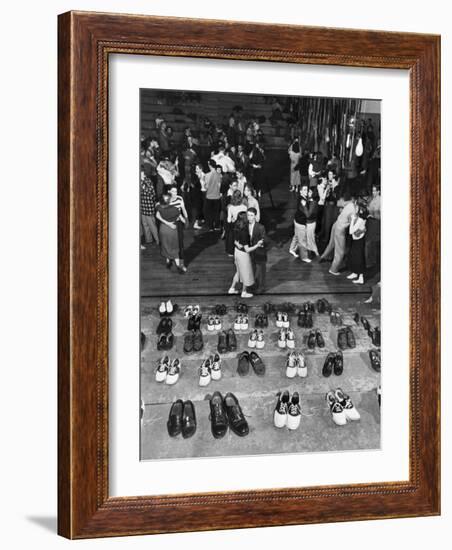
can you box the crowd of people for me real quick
[140,108,381,294]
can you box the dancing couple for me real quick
[228,207,268,298]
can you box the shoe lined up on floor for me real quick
[159,299,175,316]
[217,329,237,353]
[167,399,196,438]
[306,329,325,350]
[233,314,249,331]
[337,327,356,350]
[236,302,249,314]
[157,331,174,351]
[326,389,360,426]
[213,304,227,316]
[330,310,343,326]
[198,354,222,386]
[141,331,146,351]
[322,351,343,377]
[183,329,203,353]
[207,315,222,331]
[276,312,290,328]
[236,350,265,376]
[316,298,332,314]
[368,326,381,347]
[298,309,313,328]
[155,356,181,385]
[156,316,172,335]
[184,304,200,318]
[254,313,268,328]
[377,385,381,407]
[248,329,265,349]
[285,351,307,378]
[274,390,301,430]
[187,313,202,331]
[369,349,381,372]
[209,391,249,438]
[278,328,295,349]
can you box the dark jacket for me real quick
[294,197,317,225]
[249,222,268,263]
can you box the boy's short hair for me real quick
[247,207,257,215]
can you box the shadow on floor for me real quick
[26,516,57,533]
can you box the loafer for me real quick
[322,352,335,377]
[157,333,167,351]
[249,351,265,376]
[237,351,250,376]
[187,315,196,331]
[217,331,228,353]
[167,399,183,437]
[156,316,172,335]
[337,328,348,350]
[224,392,249,437]
[297,311,306,328]
[305,312,313,328]
[369,349,381,372]
[307,330,316,350]
[192,329,203,352]
[193,314,202,330]
[181,400,197,438]
[334,350,344,375]
[183,331,194,353]
[209,391,228,439]
[227,329,237,352]
[315,329,325,348]
[345,326,356,348]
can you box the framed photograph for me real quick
[58,11,440,538]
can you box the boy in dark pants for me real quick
[247,207,268,293]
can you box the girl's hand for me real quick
[167,222,177,229]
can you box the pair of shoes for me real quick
[209,391,249,438]
[167,399,196,438]
[322,351,343,376]
[307,329,325,350]
[298,310,313,328]
[187,313,202,331]
[157,332,174,350]
[184,304,200,318]
[248,329,265,349]
[330,310,343,326]
[337,327,356,350]
[326,389,360,425]
[159,299,174,315]
[183,329,203,353]
[278,328,295,349]
[254,313,268,328]
[369,349,381,372]
[369,327,381,347]
[285,351,307,378]
[213,304,227,316]
[237,350,265,376]
[217,329,237,353]
[199,354,222,386]
[140,331,146,351]
[316,298,332,313]
[207,316,222,331]
[276,312,290,328]
[155,356,181,384]
[236,302,248,314]
[274,391,301,430]
[263,302,275,314]
[156,317,172,335]
[234,315,249,331]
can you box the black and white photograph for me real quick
[139,88,381,460]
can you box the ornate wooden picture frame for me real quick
[58,11,440,538]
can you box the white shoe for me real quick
[210,354,222,381]
[276,312,283,328]
[248,330,258,348]
[166,358,181,385]
[166,299,173,313]
[198,359,211,387]
[297,353,307,377]
[302,258,312,263]
[214,317,222,331]
[335,388,361,421]
[278,329,287,348]
[326,391,347,426]
[282,313,290,329]
[347,273,358,280]
[240,315,249,331]
[193,221,202,229]
[274,391,289,428]
[286,329,295,349]
[285,352,297,378]
[353,275,364,284]
[241,291,253,298]
[234,316,242,331]
[159,301,166,314]
[192,304,200,315]
[287,393,301,430]
[228,287,239,295]
[329,270,340,276]
[256,331,265,349]
[289,249,299,258]
[140,245,146,250]
[155,356,169,382]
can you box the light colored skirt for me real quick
[306,222,319,254]
[234,248,255,287]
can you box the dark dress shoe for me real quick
[249,351,265,376]
[192,329,203,352]
[323,299,332,313]
[337,329,348,350]
[305,312,313,328]
[263,302,274,314]
[217,331,228,353]
[224,393,249,437]
[167,399,183,437]
[373,327,381,347]
[193,314,202,330]
[361,316,370,331]
[187,315,195,331]
[157,317,172,335]
[209,392,228,439]
[183,331,194,353]
[316,299,326,313]
[322,353,335,377]
[369,349,381,372]
[353,312,360,325]
[227,329,237,351]
[298,311,306,328]
[315,329,325,348]
[165,332,174,350]
[157,333,167,351]
[261,314,268,328]
[255,314,262,328]
[334,350,344,375]
[307,330,316,350]
[237,351,250,376]
[346,327,356,348]
[181,400,197,439]
[140,331,146,350]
